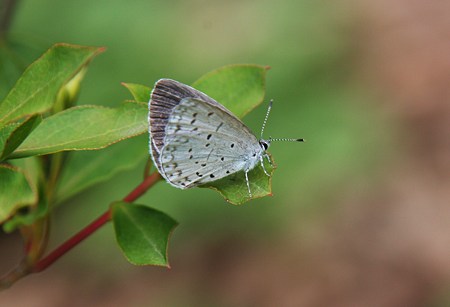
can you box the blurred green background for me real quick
[2,0,450,306]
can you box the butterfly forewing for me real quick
[159,98,262,188]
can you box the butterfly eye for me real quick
[260,141,269,151]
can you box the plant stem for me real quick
[124,171,161,202]
[32,171,162,273]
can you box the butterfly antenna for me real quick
[260,99,273,139]
[270,138,305,142]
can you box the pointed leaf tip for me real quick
[122,83,151,103]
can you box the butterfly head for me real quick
[259,139,271,151]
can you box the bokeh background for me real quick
[1,0,450,306]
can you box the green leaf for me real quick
[4,157,48,232]
[0,164,38,224]
[11,102,148,158]
[201,155,276,205]
[2,194,48,233]
[0,43,104,126]
[192,64,269,118]
[55,135,149,204]
[9,156,43,196]
[0,115,41,160]
[112,202,178,267]
[122,83,151,103]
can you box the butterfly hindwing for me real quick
[160,135,246,188]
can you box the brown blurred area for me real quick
[1,0,450,306]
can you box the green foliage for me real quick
[11,102,147,158]
[0,42,270,273]
[55,136,148,204]
[2,156,48,233]
[0,165,37,223]
[0,44,103,125]
[202,155,275,205]
[112,201,178,267]
[0,115,41,160]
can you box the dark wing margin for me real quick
[148,79,234,173]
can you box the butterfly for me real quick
[148,79,303,197]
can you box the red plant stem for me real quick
[32,172,162,273]
[123,172,161,202]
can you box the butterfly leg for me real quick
[260,156,270,177]
[245,169,252,198]
[264,153,272,167]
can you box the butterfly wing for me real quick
[159,98,262,188]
